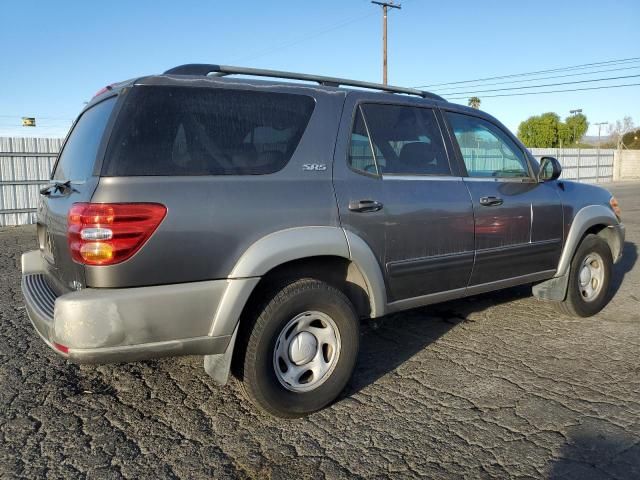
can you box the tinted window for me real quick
[53,97,116,181]
[103,86,315,176]
[446,112,530,178]
[358,104,451,176]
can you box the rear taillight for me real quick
[68,203,167,265]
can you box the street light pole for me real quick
[371,1,401,85]
[594,122,607,148]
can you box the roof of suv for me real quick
[160,63,445,102]
[87,64,531,136]
[87,64,472,114]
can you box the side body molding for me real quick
[556,205,621,277]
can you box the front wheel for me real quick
[555,234,613,317]
[234,278,359,418]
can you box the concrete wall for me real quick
[614,150,640,181]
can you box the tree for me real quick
[517,112,561,147]
[517,111,590,148]
[565,113,589,145]
[621,128,640,149]
[468,97,481,109]
[557,122,571,148]
[609,116,635,149]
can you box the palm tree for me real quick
[468,97,481,109]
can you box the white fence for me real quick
[529,148,615,183]
[0,137,632,227]
[0,137,63,226]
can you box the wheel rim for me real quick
[578,252,605,302]
[273,311,341,393]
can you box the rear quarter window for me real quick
[103,86,316,176]
[53,97,116,181]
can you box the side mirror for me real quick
[538,156,562,182]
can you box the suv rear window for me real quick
[53,97,116,181]
[103,86,315,176]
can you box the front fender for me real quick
[557,204,622,277]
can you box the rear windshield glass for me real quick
[102,86,316,176]
[53,97,116,181]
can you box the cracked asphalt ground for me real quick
[1,183,639,480]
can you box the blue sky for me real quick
[1,0,638,138]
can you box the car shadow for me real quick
[344,241,636,398]
[547,419,640,479]
[345,284,532,396]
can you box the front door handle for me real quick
[479,196,504,206]
[348,199,384,213]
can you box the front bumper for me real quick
[20,250,258,364]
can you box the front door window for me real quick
[446,112,530,178]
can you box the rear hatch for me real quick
[38,95,117,293]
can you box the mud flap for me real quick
[203,324,239,386]
[532,270,570,302]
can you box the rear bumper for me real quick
[20,250,258,364]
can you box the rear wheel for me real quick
[234,278,359,418]
[555,234,612,317]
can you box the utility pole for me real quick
[371,1,401,85]
[594,121,607,183]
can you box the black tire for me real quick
[554,234,612,317]
[233,278,359,418]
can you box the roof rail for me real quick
[163,64,444,101]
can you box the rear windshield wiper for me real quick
[40,180,75,196]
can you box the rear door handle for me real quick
[348,199,383,213]
[479,196,504,206]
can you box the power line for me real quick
[447,82,640,100]
[415,56,640,88]
[430,63,640,91]
[0,122,69,127]
[438,73,640,96]
[0,115,74,121]
[234,11,377,63]
[0,121,72,126]
[235,0,413,64]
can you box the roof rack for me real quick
[163,64,444,101]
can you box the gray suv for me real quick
[21,64,625,417]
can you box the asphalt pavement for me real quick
[1,182,639,479]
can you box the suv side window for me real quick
[349,103,451,176]
[445,112,530,178]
